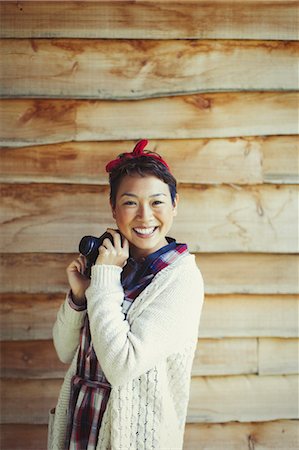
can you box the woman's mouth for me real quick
[133,227,158,238]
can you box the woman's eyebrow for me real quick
[120,193,167,198]
[120,193,138,198]
[150,193,167,197]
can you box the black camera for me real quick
[79,231,121,277]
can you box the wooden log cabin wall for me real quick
[0,1,298,449]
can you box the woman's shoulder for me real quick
[168,252,200,271]
[155,252,203,285]
[127,252,204,320]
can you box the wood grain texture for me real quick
[0,337,259,378]
[1,293,298,341]
[193,338,258,375]
[1,183,298,253]
[199,295,299,338]
[0,293,62,340]
[258,338,299,375]
[0,340,67,379]
[2,136,297,185]
[1,375,298,424]
[1,253,298,295]
[1,93,298,146]
[197,254,299,295]
[261,135,299,184]
[1,39,297,99]
[184,420,299,450]
[0,99,76,146]
[1,421,298,450]
[0,137,264,185]
[187,374,299,422]
[0,0,297,443]
[1,378,61,424]
[0,1,297,40]
[262,135,299,184]
[0,424,48,450]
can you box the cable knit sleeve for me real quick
[53,292,87,364]
[86,257,204,387]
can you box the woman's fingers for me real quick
[96,229,129,267]
[66,254,90,301]
[102,237,114,251]
[122,236,129,253]
[112,230,123,251]
[78,254,87,274]
[106,228,126,251]
[67,255,87,275]
[67,259,80,273]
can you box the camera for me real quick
[79,231,122,277]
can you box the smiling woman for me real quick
[113,175,178,259]
[50,140,204,450]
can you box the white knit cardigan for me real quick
[49,253,204,450]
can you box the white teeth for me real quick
[134,227,155,235]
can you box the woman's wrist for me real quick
[70,290,87,307]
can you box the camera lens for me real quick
[79,236,100,257]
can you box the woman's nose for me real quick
[137,204,153,220]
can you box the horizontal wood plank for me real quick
[0,340,67,379]
[1,378,61,424]
[184,420,299,450]
[193,338,257,375]
[1,421,298,450]
[261,135,299,184]
[0,424,48,450]
[0,338,259,378]
[0,138,263,185]
[258,338,299,375]
[2,375,298,424]
[199,295,299,338]
[1,253,298,295]
[1,93,298,146]
[187,374,299,422]
[0,99,76,146]
[0,1,297,40]
[0,294,62,340]
[1,136,297,185]
[197,254,299,295]
[1,183,298,253]
[1,293,298,341]
[1,39,297,99]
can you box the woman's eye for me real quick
[123,201,136,206]
[153,200,163,205]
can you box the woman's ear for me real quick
[110,201,116,219]
[173,193,179,216]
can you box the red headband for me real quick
[105,139,171,173]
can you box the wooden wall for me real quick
[0,1,298,449]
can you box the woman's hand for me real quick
[66,254,91,305]
[95,228,129,268]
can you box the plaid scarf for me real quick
[65,238,188,450]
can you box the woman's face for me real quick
[111,174,178,259]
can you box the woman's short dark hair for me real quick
[108,155,177,208]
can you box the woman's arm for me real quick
[52,293,86,363]
[52,254,90,363]
[53,293,86,363]
[86,259,204,387]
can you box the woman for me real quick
[49,140,204,450]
